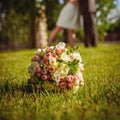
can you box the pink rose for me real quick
[59,77,65,82]
[42,75,47,80]
[67,82,74,89]
[49,66,55,73]
[59,81,66,89]
[41,69,47,74]
[36,73,41,78]
[41,59,48,65]
[52,53,58,59]
[44,52,51,60]
[74,75,79,81]
[56,48,63,54]
[31,56,40,62]
[66,75,75,83]
[47,75,52,80]
[34,65,41,72]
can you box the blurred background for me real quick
[0,0,120,50]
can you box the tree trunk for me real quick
[29,0,36,49]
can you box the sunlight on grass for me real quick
[0,43,120,120]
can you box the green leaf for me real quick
[68,59,79,75]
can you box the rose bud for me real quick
[34,65,41,72]
[41,59,48,65]
[49,66,55,73]
[56,48,63,54]
[31,56,38,62]
[52,53,58,59]
[42,75,47,80]
[66,75,75,83]
[47,75,52,80]
[59,81,66,89]
[36,73,41,78]
[59,77,65,82]
[74,75,79,81]
[67,82,74,89]
[41,69,47,74]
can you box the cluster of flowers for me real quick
[28,42,84,92]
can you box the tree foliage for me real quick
[0,0,63,49]
[41,0,63,29]
[96,0,116,40]
[0,0,118,50]
[0,0,38,49]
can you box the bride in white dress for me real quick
[48,0,80,47]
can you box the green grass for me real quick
[0,43,120,120]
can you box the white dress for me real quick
[56,2,80,30]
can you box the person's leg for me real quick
[83,13,97,47]
[48,26,62,45]
[83,13,91,47]
[67,29,76,47]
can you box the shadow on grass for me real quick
[0,80,67,98]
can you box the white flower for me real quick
[75,79,80,84]
[52,63,69,82]
[28,64,33,74]
[73,85,80,93]
[60,53,71,61]
[35,48,47,54]
[80,81,84,86]
[28,62,39,74]
[35,48,41,54]
[75,71,84,86]
[71,52,82,62]
[49,57,58,66]
[55,42,66,49]
[49,46,54,49]
[75,71,83,81]
[79,63,84,71]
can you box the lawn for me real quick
[0,43,120,120]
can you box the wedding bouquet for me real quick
[28,42,84,93]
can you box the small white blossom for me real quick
[49,46,54,49]
[71,52,82,62]
[79,63,84,71]
[55,42,66,49]
[35,48,41,54]
[49,58,58,66]
[80,81,84,86]
[60,53,71,61]
[73,85,80,93]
